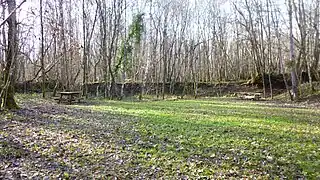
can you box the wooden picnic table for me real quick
[237,92,262,101]
[57,91,82,104]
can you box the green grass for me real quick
[1,95,319,178]
[79,98,320,178]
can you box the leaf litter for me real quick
[0,97,139,179]
[0,96,319,179]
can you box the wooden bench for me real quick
[237,92,262,101]
[54,91,83,104]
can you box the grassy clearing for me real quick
[1,95,320,178]
[80,99,320,178]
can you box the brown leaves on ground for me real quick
[0,99,137,179]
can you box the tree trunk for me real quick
[289,0,298,100]
[162,14,168,100]
[40,0,45,98]
[1,0,19,109]
[312,0,320,80]
[267,0,273,99]
[82,0,88,97]
[58,0,69,90]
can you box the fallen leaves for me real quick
[0,97,138,179]
[1,95,320,178]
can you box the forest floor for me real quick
[0,94,319,179]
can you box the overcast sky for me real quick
[5,0,310,47]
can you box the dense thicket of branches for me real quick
[0,0,319,103]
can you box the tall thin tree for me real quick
[40,0,45,98]
[82,0,88,97]
[289,0,298,100]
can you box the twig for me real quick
[0,0,27,27]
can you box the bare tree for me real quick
[311,0,320,81]
[0,0,20,109]
[289,0,298,100]
[82,0,88,97]
[2,0,319,101]
[40,0,45,98]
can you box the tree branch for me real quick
[0,0,26,27]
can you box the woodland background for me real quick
[1,0,320,108]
